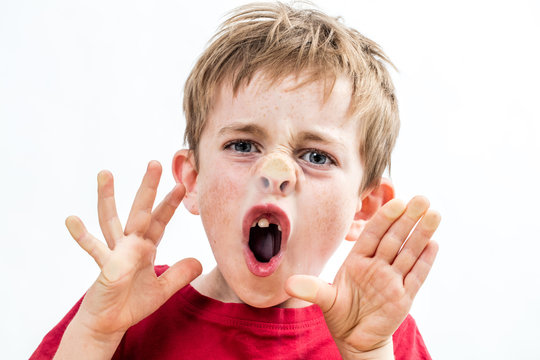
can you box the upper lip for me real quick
[242,203,291,247]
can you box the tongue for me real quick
[248,225,281,263]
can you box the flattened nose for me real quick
[257,154,296,196]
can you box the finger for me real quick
[375,196,430,263]
[145,184,186,245]
[158,258,202,302]
[352,199,406,257]
[285,275,337,313]
[124,161,162,236]
[404,241,439,297]
[393,210,441,275]
[66,216,109,268]
[97,170,124,249]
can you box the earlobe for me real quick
[172,149,200,215]
[345,178,395,241]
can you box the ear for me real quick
[172,149,199,215]
[345,178,395,241]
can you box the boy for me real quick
[32,2,440,359]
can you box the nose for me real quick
[255,153,296,196]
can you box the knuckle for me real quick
[385,232,403,247]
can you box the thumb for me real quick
[285,275,337,313]
[158,258,203,300]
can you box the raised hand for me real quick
[286,196,440,359]
[64,161,202,339]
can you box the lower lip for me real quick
[243,247,284,277]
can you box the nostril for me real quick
[279,181,289,193]
[261,177,270,188]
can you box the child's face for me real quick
[190,72,365,307]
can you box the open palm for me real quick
[286,197,440,357]
[65,161,202,337]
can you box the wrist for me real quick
[54,314,125,360]
[337,339,394,360]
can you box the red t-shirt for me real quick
[31,265,431,359]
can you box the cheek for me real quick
[313,179,357,230]
[197,165,243,244]
[296,185,357,271]
[319,195,354,242]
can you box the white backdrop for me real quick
[1,1,539,359]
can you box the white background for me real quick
[1,0,539,359]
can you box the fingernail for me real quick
[423,211,442,230]
[382,199,406,219]
[65,216,83,239]
[407,196,429,218]
[148,160,162,172]
[97,171,108,186]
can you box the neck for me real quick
[190,266,312,309]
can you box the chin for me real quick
[235,281,290,308]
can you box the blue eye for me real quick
[225,140,257,153]
[234,141,252,152]
[301,150,332,165]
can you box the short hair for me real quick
[183,1,399,192]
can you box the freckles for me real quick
[210,177,233,211]
[314,196,353,244]
[299,197,348,273]
[199,170,241,244]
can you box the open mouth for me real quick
[248,218,282,263]
[242,204,290,276]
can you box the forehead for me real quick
[208,71,356,131]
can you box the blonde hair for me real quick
[183,1,399,192]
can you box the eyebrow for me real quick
[218,123,269,139]
[296,131,330,144]
[295,130,346,152]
